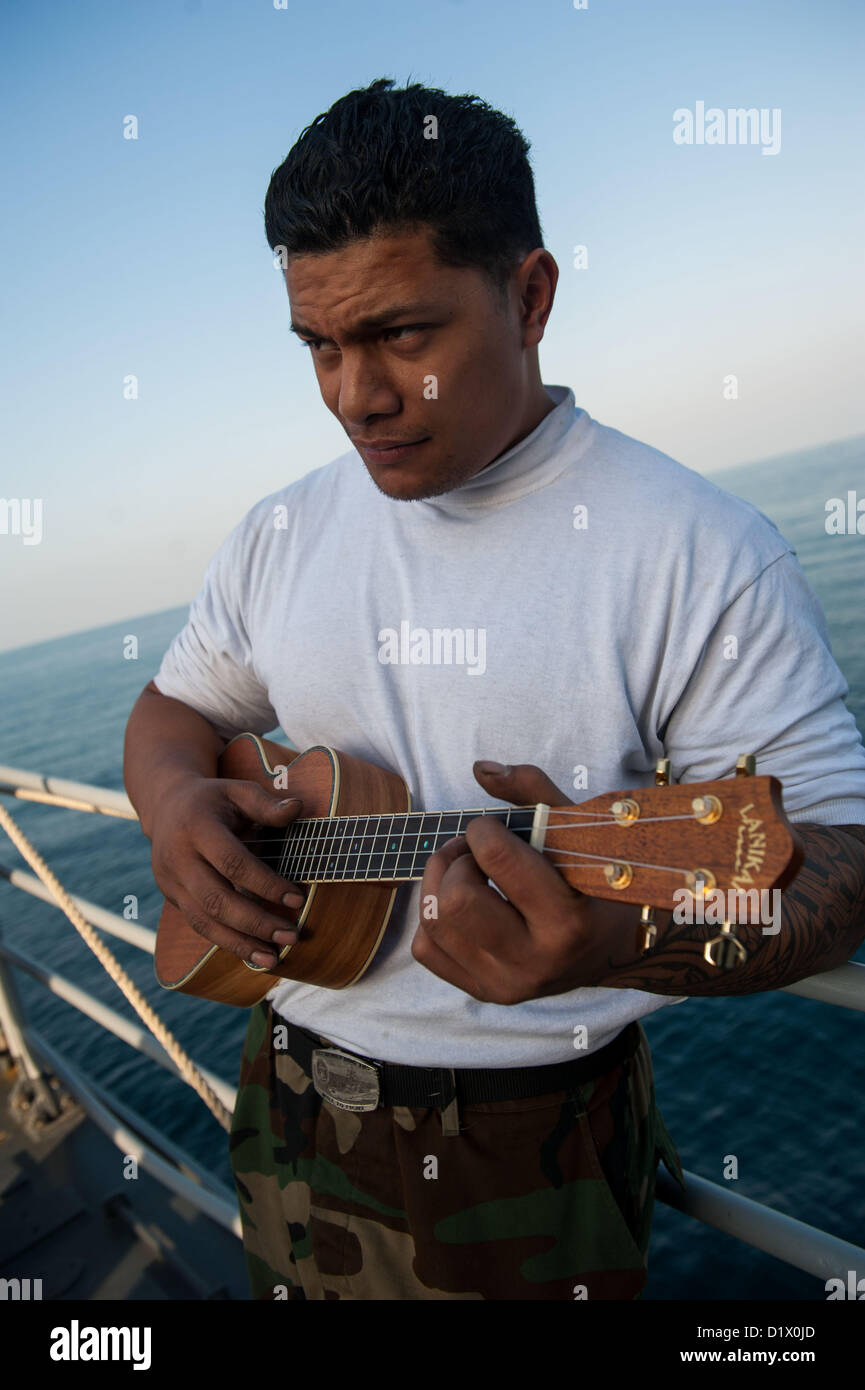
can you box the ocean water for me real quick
[0,433,863,1300]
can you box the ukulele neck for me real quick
[279,805,544,884]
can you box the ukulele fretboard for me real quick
[276,807,537,883]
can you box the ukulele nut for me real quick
[604,861,633,890]
[685,867,716,895]
[610,797,640,824]
[691,794,722,825]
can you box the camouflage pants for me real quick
[229,1001,685,1300]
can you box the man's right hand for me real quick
[150,776,306,968]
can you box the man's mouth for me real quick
[354,437,431,464]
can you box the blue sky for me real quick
[1,0,863,652]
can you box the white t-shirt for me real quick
[154,385,865,1066]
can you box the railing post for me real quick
[0,923,61,1123]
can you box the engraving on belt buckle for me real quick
[311,1048,380,1112]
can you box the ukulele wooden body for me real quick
[154,735,410,1006]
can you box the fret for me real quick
[364,814,382,880]
[280,819,302,880]
[324,817,344,881]
[332,816,354,880]
[297,811,318,878]
[307,816,330,882]
[323,813,345,881]
[436,811,464,841]
[297,816,318,880]
[358,811,375,878]
[433,811,443,870]
[298,816,320,881]
[290,817,310,881]
[364,813,384,880]
[341,815,371,881]
[394,813,422,878]
[304,816,322,878]
[274,822,290,879]
[378,814,409,879]
[359,815,380,878]
[358,815,374,880]
[333,815,357,880]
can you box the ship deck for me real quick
[0,1057,249,1300]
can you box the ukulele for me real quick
[154,735,803,1007]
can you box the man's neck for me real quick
[481,385,556,470]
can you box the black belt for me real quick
[275,1016,641,1109]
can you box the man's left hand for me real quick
[411,760,635,1003]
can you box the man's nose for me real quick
[337,351,400,426]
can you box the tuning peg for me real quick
[636,905,657,954]
[703,921,749,969]
[736,754,756,777]
[654,758,671,786]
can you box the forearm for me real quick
[123,681,225,839]
[588,823,865,996]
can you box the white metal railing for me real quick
[0,938,235,1111]
[654,1166,865,1284]
[0,861,155,952]
[2,764,865,1286]
[781,960,865,1011]
[0,764,136,818]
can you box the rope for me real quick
[0,799,232,1132]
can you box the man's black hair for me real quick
[264,76,543,297]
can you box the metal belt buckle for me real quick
[311,1047,381,1112]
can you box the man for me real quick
[123,78,865,1301]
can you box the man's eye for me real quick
[300,325,428,352]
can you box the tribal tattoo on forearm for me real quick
[596,823,865,996]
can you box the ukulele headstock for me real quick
[542,761,803,911]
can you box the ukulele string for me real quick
[543,850,695,876]
[254,827,703,881]
[246,808,698,850]
[247,803,714,882]
[255,853,696,879]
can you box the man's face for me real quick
[284,227,540,500]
